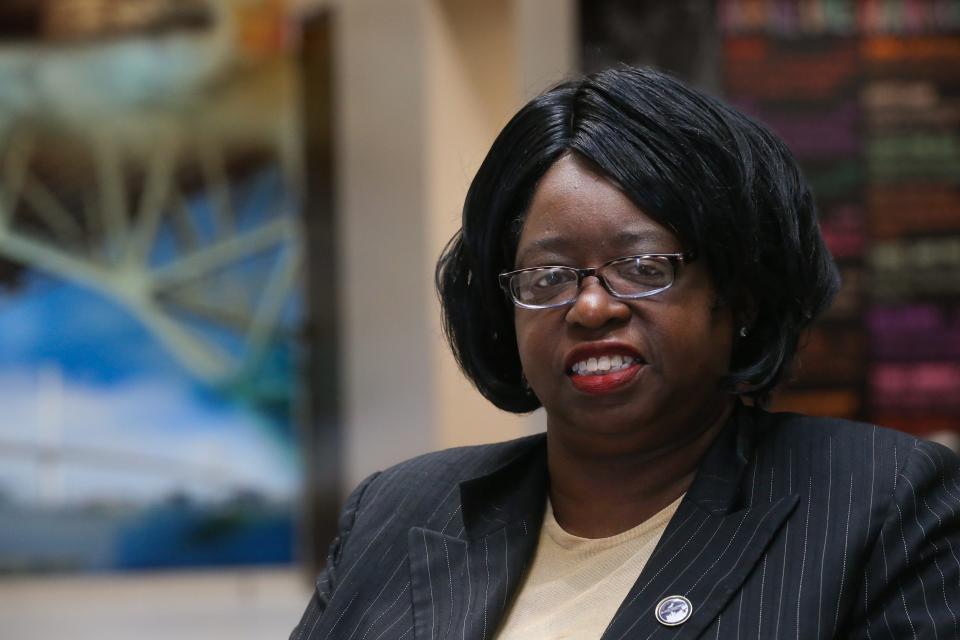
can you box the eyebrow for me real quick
[516,230,675,264]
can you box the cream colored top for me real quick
[496,496,682,640]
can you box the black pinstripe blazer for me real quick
[291,407,960,639]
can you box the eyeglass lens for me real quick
[511,256,674,307]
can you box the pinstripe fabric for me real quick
[290,407,960,639]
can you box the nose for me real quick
[565,276,632,329]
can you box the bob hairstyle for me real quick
[436,65,840,413]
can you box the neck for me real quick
[546,398,734,538]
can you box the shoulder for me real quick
[744,407,959,504]
[342,433,545,528]
[751,408,922,453]
[372,432,545,487]
[746,408,948,476]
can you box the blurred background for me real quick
[0,0,957,638]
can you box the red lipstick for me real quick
[564,343,645,395]
[570,364,643,394]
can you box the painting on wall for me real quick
[0,0,307,572]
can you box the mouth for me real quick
[565,347,645,395]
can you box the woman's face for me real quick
[513,155,734,450]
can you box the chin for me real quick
[545,381,729,443]
[549,398,669,438]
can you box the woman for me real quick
[291,66,960,639]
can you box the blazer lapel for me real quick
[602,406,799,640]
[408,406,799,640]
[408,438,548,640]
[601,495,798,640]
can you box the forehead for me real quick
[516,155,678,263]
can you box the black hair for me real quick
[435,65,840,413]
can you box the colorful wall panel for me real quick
[721,0,960,443]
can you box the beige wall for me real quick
[335,0,576,488]
[0,569,308,640]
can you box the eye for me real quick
[513,268,578,305]
[532,269,569,289]
[609,257,672,290]
[622,258,667,279]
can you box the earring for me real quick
[739,326,749,338]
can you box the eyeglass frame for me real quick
[498,252,697,310]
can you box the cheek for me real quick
[705,305,736,370]
[649,302,732,377]
[513,315,538,372]
[698,332,734,376]
[513,313,559,380]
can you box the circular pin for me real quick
[655,595,692,626]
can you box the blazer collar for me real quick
[683,401,758,514]
[458,433,549,539]
[408,435,547,640]
[602,405,798,640]
[451,400,759,537]
[409,405,795,640]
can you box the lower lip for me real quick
[569,363,643,394]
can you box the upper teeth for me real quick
[571,355,639,375]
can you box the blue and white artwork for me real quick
[0,180,303,572]
[0,0,306,573]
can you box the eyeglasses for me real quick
[498,252,696,309]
